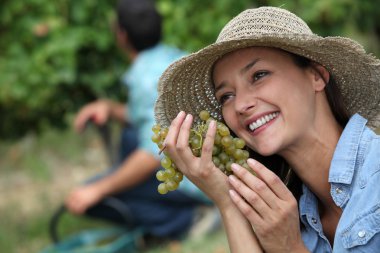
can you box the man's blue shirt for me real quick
[300,114,380,252]
[122,43,210,203]
[122,43,185,157]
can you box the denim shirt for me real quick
[299,114,380,252]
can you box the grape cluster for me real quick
[151,110,249,194]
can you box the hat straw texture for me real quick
[155,7,380,129]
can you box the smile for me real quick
[248,112,279,131]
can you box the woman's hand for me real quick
[228,159,308,253]
[165,112,265,253]
[164,111,230,207]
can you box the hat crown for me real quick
[217,7,313,42]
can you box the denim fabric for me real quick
[299,114,380,252]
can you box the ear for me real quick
[310,63,330,92]
[115,25,129,48]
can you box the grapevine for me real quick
[151,110,250,194]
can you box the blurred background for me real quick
[0,0,379,252]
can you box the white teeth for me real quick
[249,112,279,131]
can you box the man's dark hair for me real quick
[116,0,162,52]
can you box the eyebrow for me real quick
[240,58,261,75]
[214,57,261,94]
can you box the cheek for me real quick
[221,108,238,131]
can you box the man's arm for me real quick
[65,149,160,214]
[93,149,159,194]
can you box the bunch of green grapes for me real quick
[151,110,250,194]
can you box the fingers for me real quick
[229,173,270,216]
[164,111,188,168]
[176,114,196,164]
[73,101,109,132]
[247,159,294,201]
[164,111,186,147]
[230,163,280,210]
[200,120,216,164]
[74,109,91,132]
[229,189,262,222]
[65,193,86,215]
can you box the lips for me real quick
[248,112,279,132]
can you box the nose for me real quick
[235,87,256,115]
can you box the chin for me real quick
[252,143,279,157]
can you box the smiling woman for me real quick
[154,6,380,253]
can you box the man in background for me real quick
[64,0,220,243]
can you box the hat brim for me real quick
[155,34,380,129]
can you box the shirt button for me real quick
[358,230,366,238]
[335,187,343,194]
[311,217,317,224]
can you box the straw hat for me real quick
[155,6,380,129]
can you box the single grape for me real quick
[233,149,245,160]
[199,110,210,121]
[158,183,168,194]
[225,161,233,171]
[151,133,161,143]
[190,136,202,149]
[166,180,179,191]
[173,171,183,182]
[214,133,222,145]
[212,156,221,167]
[212,145,221,155]
[164,167,176,178]
[156,170,166,181]
[161,156,172,169]
[218,125,230,137]
[218,152,229,164]
[160,128,169,139]
[234,138,246,149]
[221,135,233,147]
[152,124,161,133]
[225,145,235,155]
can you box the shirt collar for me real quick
[122,43,163,86]
[299,184,319,218]
[328,114,367,184]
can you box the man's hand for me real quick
[74,99,125,133]
[74,100,112,133]
[65,184,104,215]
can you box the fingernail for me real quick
[231,163,240,172]
[247,158,257,165]
[185,114,192,121]
[177,111,185,117]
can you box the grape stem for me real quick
[158,145,166,155]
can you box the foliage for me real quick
[0,0,379,139]
[0,0,125,139]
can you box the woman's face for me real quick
[212,47,324,156]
